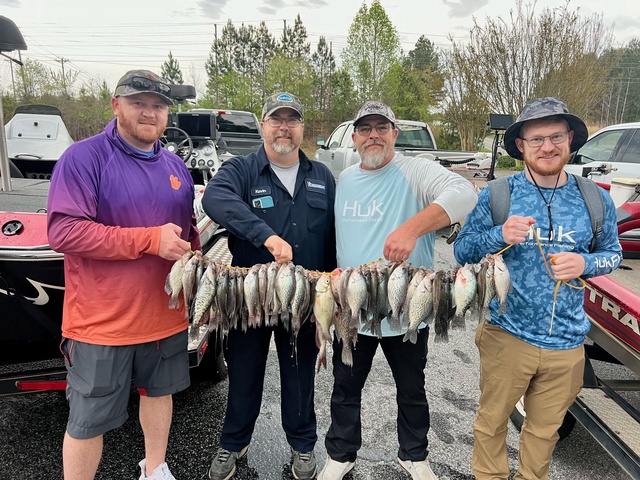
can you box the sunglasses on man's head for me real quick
[118,77,171,96]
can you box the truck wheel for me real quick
[509,396,576,441]
[191,331,227,382]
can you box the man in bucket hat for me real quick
[48,68,198,480]
[454,97,622,479]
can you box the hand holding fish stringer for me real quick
[529,226,586,334]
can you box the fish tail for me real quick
[341,342,353,367]
[403,329,418,344]
[388,314,402,332]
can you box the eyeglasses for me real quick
[355,124,392,136]
[265,117,303,128]
[117,77,171,97]
[521,131,570,148]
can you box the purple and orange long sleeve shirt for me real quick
[47,119,200,345]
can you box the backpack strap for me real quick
[488,176,511,227]
[572,174,604,252]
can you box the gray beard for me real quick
[361,150,387,169]
[271,139,296,155]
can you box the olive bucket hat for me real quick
[503,97,588,160]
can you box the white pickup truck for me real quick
[315,119,490,179]
[565,122,640,185]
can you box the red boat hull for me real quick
[585,275,640,355]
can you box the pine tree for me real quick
[161,51,184,85]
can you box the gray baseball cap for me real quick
[114,69,173,105]
[262,92,304,120]
[353,100,396,126]
[504,97,587,160]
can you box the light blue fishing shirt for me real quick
[335,152,478,337]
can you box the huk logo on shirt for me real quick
[170,175,181,190]
[527,225,576,243]
[342,200,384,218]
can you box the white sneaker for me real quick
[398,458,438,480]
[138,459,177,480]
[317,457,355,480]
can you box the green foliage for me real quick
[3,69,112,141]
[342,0,401,102]
[264,54,314,115]
[161,51,184,85]
[280,14,311,60]
[496,156,516,169]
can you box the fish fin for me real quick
[341,342,353,367]
[403,330,418,344]
[168,295,181,311]
[451,314,466,331]
[164,274,173,295]
[434,332,449,343]
[388,314,402,332]
[499,301,506,314]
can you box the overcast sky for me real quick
[0,0,637,95]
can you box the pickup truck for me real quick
[565,122,640,185]
[315,119,490,179]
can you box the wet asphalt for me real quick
[0,227,637,480]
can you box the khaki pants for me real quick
[472,322,584,480]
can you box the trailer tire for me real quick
[509,396,576,441]
[190,331,227,383]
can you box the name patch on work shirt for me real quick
[252,186,272,196]
[305,179,326,194]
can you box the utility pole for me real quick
[214,23,218,106]
[56,57,68,96]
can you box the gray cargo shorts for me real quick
[61,330,190,439]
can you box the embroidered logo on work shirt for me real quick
[305,179,326,194]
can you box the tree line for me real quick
[2,0,639,151]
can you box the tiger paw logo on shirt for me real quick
[170,175,181,190]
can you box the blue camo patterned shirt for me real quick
[454,171,622,350]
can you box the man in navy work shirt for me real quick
[202,92,336,480]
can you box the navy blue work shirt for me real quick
[202,145,337,273]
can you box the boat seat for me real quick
[169,84,196,103]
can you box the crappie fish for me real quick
[214,267,229,328]
[291,265,307,335]
[265,261,279,319]
[258,264,268,319]
[182,251,203,318]
[434,270,453,343]
[244,265,261,329]
[494,254,512,314]
[387,262,409,331]
[406,268,428,324]
[276,262,296,329]
[404,272,436,344]
[453,263,477,329]
[334,306,357,367]
[165,251,193,310]
[191,261,217,326]
[483,256,496,310]
[313,273,336,372]
[346,267,368,328]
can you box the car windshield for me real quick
[395,125,435,149]
[217,113,260,135]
